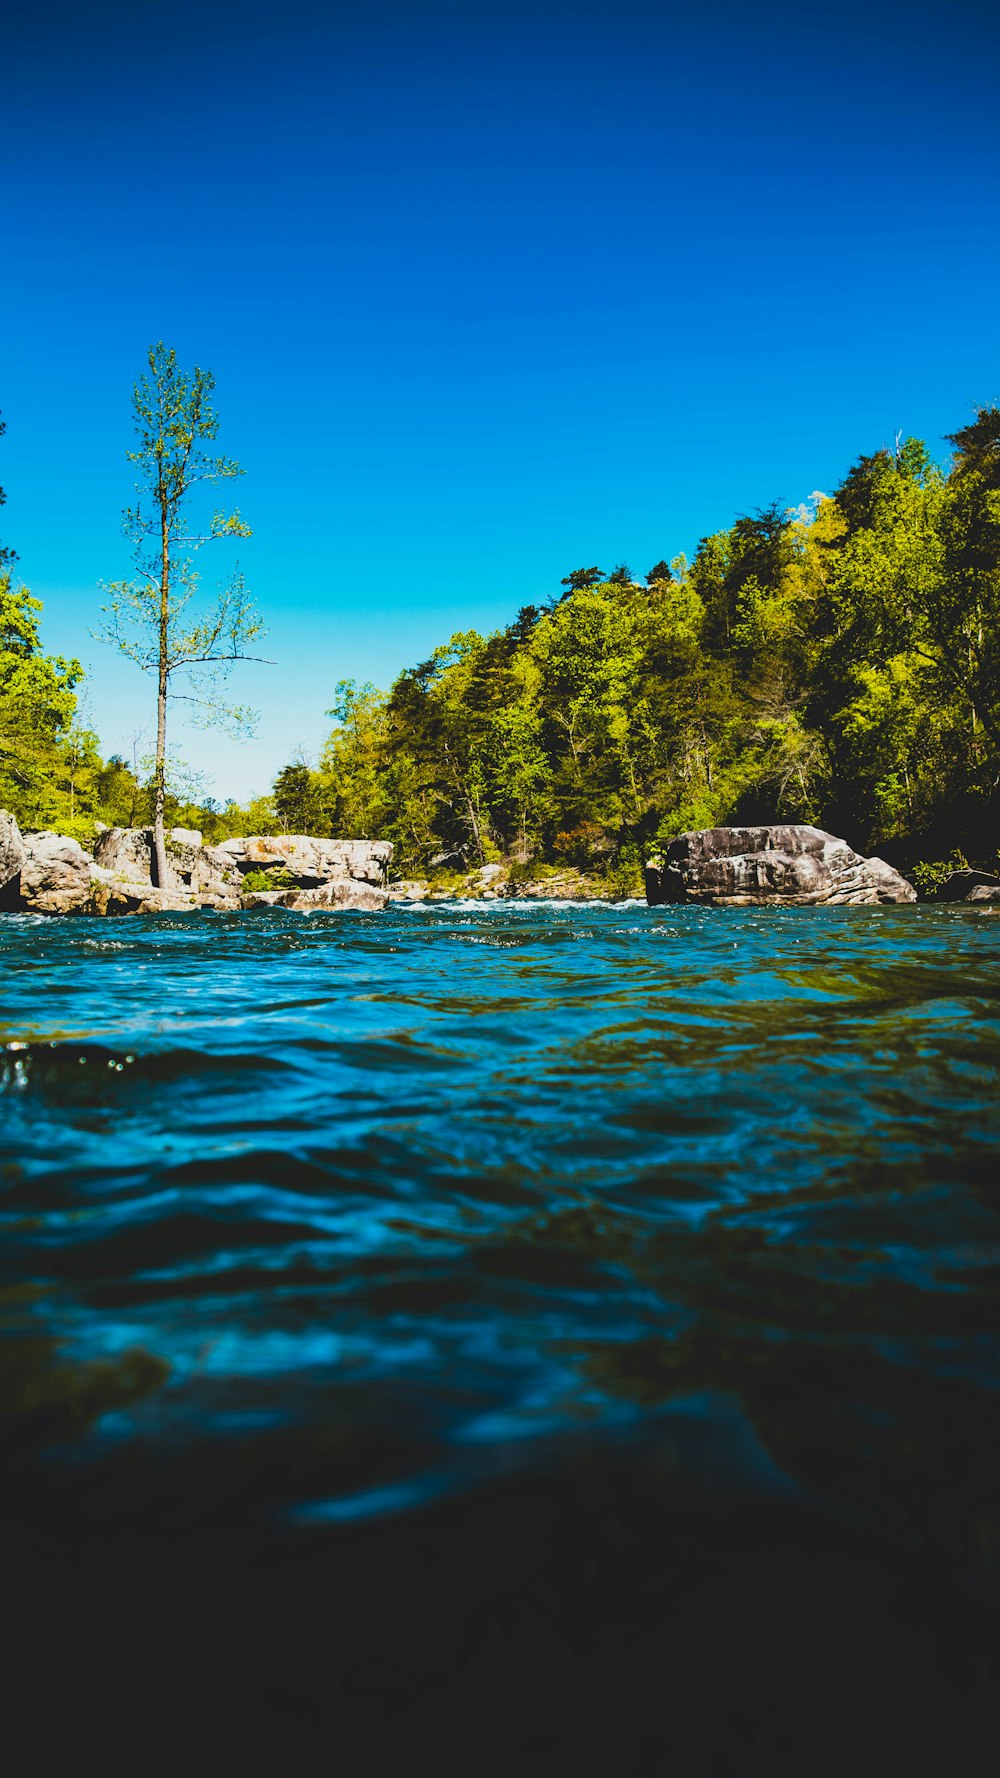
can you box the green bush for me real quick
[508,858,557,885]
[241,867,298,892]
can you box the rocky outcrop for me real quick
[93,826,244,903]
[215,834,393,889]
[0,810,27,905]
[645,825,917,907]
[0,810,393,916]
[19,832,96,914]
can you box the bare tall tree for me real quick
[0,409,18,569]
[101,344,266,887]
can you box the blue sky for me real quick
[2,0,998,801]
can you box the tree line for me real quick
[273,411,1000,884]
[2,369,999,884]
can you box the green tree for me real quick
[101,343,266,888]
[559,566,605,594]
[273,761,333,833]
[645,560,673,585]
[0,573,83,829]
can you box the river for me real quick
[2,901,998,1771]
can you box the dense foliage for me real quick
[2,407,998,881]
[274,410,1000,879]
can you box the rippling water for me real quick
[3,901,999,1771]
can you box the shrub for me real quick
[241,867,298,892]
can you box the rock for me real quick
[0,809,27,905]
[20,832,96,914]
[429,850,465,871]
[386,879,430,901]
[94,827,243,899]
[966,884,1000,903]
[645,825,916,907]
[478,863,504,883]
[217,834,392,888]
[93,826,155,883]
[2,823,393,916]
[248,880,389,913]
[510,870,612,901]
[89,867,199,916]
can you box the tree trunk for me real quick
[153,672,169,889]
[153,508,171,890]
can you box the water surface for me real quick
[2,901,998,1770]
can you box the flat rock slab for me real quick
[243,881,389,912]
[645,825,916,907]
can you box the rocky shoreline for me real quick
[0,812,392,915]
[2,810,997,915]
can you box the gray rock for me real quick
[645,825,916,907]
[89,868,199,916]
[93,826,155,883]
[386,879,430,901]
[6,823,392,915]
[0,809,27,903]
[219,834,392,888]
[254,880,389,912]
[966,884,1000,903]
[94,827,242,898]
[20,832,96,914]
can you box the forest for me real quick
[2,406,999,892]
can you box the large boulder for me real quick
[645,825,916,907]
[0,809,27,905]
[19,832,96,914]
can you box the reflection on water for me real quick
[1,902,999,1770]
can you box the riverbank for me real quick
[387,861,634,902]
[4,808,999,913]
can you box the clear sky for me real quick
[2,0,998,801]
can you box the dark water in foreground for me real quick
[2,901,999,1772]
